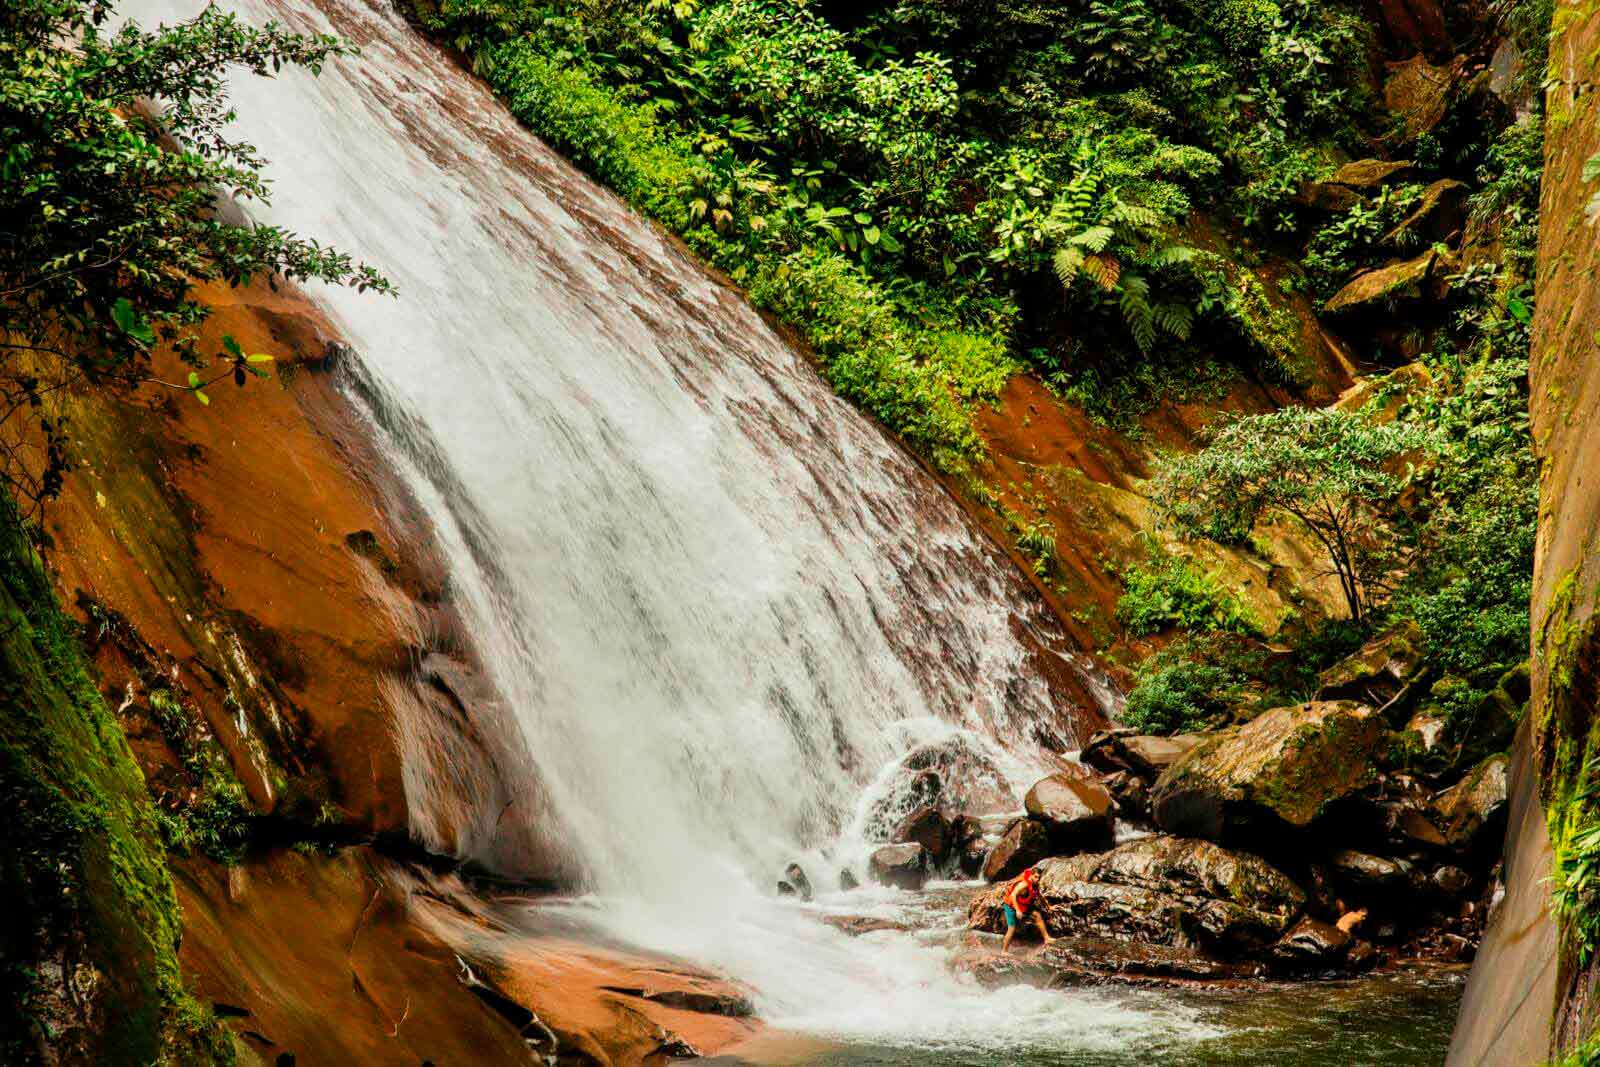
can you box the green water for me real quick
[714,966,1462,1066]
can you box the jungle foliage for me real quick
[0,0,391,510]
[415,0,1542,750]
[410,0,1377,463]
[1143,90,1541,740]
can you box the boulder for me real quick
[1329,849,1416,897]
[1023,773,1114,853]
[1384,799,1448,850]
[1385,54,1466,141]
[968,837,1306,956]
[1272,917,1352,970]
[860,768,942,840]
[1346,783,1449,851]
[869,843,930,891]
[1325,249,1452,315]
[899,736,1015,813]
[892,806,952,865]
[1404,711,1448,752]
[1329,158,1417,189]
[838,867,859,892]
[1296,159,1416,210]
[1433,754,1510,853]
[1373,0,1452,57]
[953,937,1261,989]
[948,815,986,877]
[1295,180,1364,213]
[1433,865,1471,896]
[1082,729,1202,779]
[980,817,1052,883]
[1150,701,1387,841]
[957,836,988,878]
[1317,622,1426,708]
[821,915,910,937]
[783,863,813,902]
[776,880,797,897]
[1102,770,1150,820]
[1451,665,1527,767]
[1384,178,1468,245]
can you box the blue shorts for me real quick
[1004,903,1019,929]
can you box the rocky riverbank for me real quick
[825,626,1514,994]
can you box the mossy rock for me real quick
[1433,754,1510,854]
[1315,620,1426,712]
[1150,701,1388,842]
[0,514,232,1064]
[1325,249,1454,314]
[967,837,1306,957]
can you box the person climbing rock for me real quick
[1000,866,1055,953]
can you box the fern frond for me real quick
[1063,172,1098,223]
[1119,273,1156,351]
[1071,225,1115,252]
[1081,252,1122,290]
[1052,245,1086,287]
[1153,300,1194,341]
[1145,243,1196,270]
[1107,200,1162,229]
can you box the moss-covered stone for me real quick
[1315,620,1426,709]
[967,836,1306,957]
[1150,701,1387,841]
[0,512,232,1065]
[1324,248,1453,313]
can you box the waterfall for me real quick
[121,0,1226,1053]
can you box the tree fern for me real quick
[1119,274,1157,352]
[1072,225,1116,252]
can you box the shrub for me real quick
[0,0,390,508]
[1151,407,1432,622]
[1122,651,1241,734]
[1115,551,1259,636]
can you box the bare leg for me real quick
[1033,912,1054,946]
[1001,923,1016,954]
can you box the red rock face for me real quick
[40,279,566,877]
[1450,5,1600,1063]
[1371,0,1453,57]
[174,847,759,1063]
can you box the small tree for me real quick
[1,0,392,510]
[1150,407,1429,623]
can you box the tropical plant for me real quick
[1116,549,1260,636]
[1151,407,1430,622]
[986,144,1196,352]
[1121,644,1243,734]
[0,0,390,510]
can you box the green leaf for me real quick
[221,334,244,359]
[187,371,201,388]
[195,389,210,406]
[112,297,155,346]
[112,298,136,333]
[246,353,274,363]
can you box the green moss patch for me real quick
[0,510,232,1065]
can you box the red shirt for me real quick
[1005,876,1036,914]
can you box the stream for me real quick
[125,0,1465,1059]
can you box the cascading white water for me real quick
[125,0,1220,1053]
